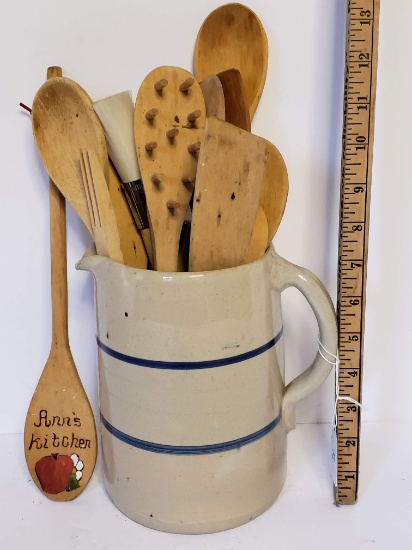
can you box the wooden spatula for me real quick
[245,205,268,263]
[134,66,206,271]
[189,116,267,271]
[199,74,225,119]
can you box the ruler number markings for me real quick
[335,0,379,505]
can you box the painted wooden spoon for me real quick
[24,67,97,501]
[194,3,268,119]
[31,77,146,268]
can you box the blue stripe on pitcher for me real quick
[100,413,282,455]
[96,327,283,370]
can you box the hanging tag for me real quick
[331,424,338,489]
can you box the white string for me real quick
[318,338,363,428]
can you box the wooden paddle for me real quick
[194,3,268,119]
[24,67,97,501]
[134,66,206,271]
[32,77,147,268]
[189,116,267,271]
[213,71,288,246]
[245,205,268,264]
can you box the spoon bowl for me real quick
[32,77,106,234]
[194,3,268,119]
[32,77,146,268]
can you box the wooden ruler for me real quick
[334,0,380,505]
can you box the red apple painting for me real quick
[35,453,84,494]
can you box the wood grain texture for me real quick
[107,162,148,268]
[199,74,226,119]
[189,117,267,271]
[24,67,97,502]
[217,68,251,131]
[32,77,105,234]
[194,3,268,119]
[245,205,268,263]
[134,66,205,271]
[80,150,123,263]
[262,139,289,245]
[32,77,146,268]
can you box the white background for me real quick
[1,0,411,546]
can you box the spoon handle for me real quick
[46,66,69,348]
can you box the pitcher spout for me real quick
[75,247,108,276]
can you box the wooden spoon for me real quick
[262,139,289,245]
[31,77,147,268]
[134,66,206,271]
[24,67,97,501]
[194,3,268,119]
[189,116,267,271]
[79,149,123,262]
[217,68,251,131]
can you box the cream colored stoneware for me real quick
[76,246,337,534]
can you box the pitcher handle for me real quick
[270,249,338,433]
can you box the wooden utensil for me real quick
[194,3,268,119]
[217,68,251,131]
[93,91,153,265]
[199,74,225,119]
[24,67,97,501]
[216,68,274,257]
[189,116,267,271]
[134,66,206,271]
[80,150,123,262]
[245,205,268,263]
[107,162,148,267]
[262,139,289,246]
[31,77,146,268]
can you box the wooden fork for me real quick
[79,150,123,263]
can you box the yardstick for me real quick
[334,0,380,505]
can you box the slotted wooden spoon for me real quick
[80,149,123,262]
[32,77,146,268]
[134,66,206,271]
[24,67,97,501]
[194,3,268,119]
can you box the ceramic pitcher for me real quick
[77,245,337,534]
